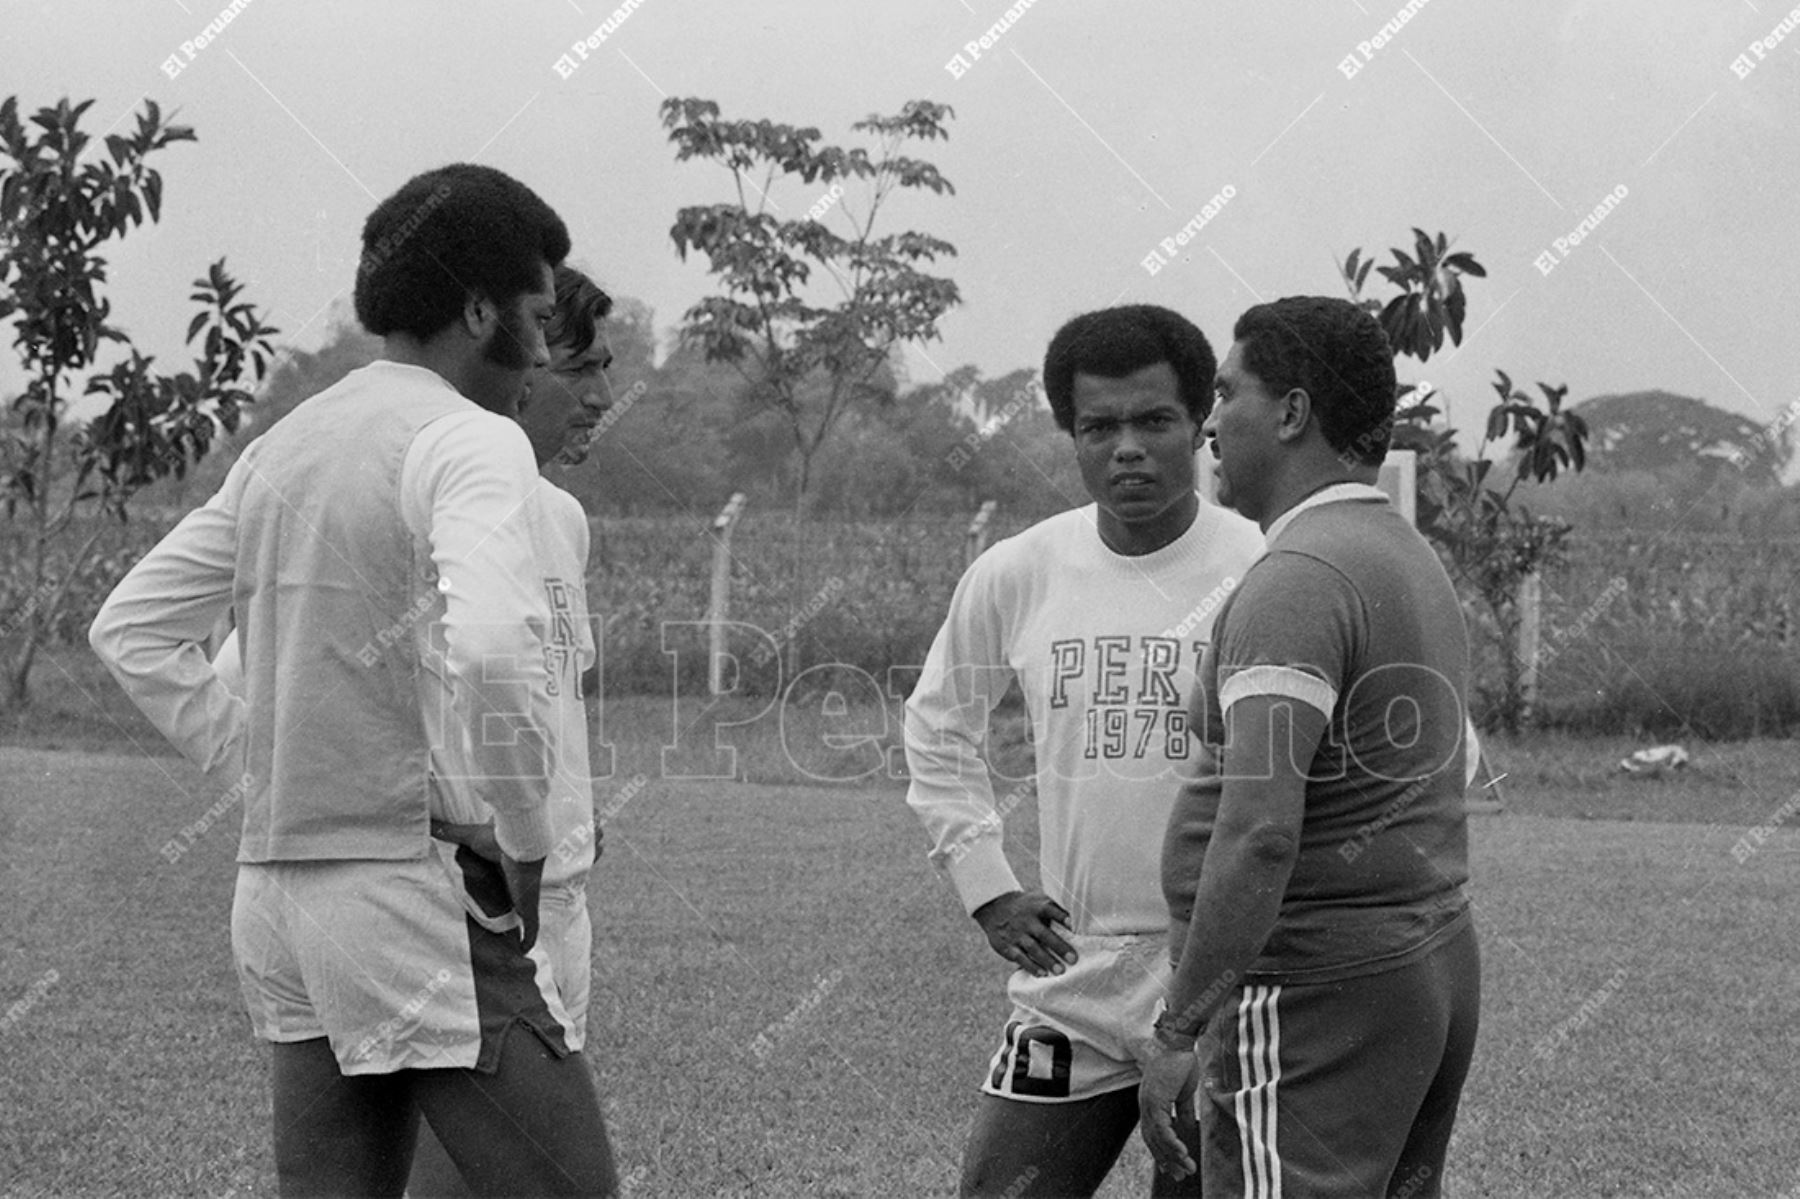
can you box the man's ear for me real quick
[1276,388,1311,445]
[460,292,493,340]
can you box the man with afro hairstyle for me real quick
[906,304,1263,1196]
[92,164,618,1195]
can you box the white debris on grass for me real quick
[1619,745,1690,777]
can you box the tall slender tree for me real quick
[663,96,961,680]
[663,96,961,505]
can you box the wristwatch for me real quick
[1152,1010,1200,1052]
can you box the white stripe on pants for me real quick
[1234,984,1283,1198]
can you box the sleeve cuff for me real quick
[944,836,1023,916]
[1219,664,1338,719]
[492,806,557,862]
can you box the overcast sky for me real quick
[6,0,1798,447]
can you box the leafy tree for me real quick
[561,338,736,518]
[800,364,1083,521]
[1342,229,1486,360]
[1343,229,1590,732]
[930,366,1081,522]
[806,366,979,516]
[662,95,961,678]
[1530,464,1800,536]
[807,404,946,518]
[155,309,380,508]
[0,96,277,706]
[244,312,380,434]
[1574,389,1788,483]
[594,294,657,391]
[661,96,961,505]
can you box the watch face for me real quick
[1153,1017,1196,1048]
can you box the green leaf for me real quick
[1485,405,1509,442]
[1443,251,1486,277]
[1413,227,1435,266]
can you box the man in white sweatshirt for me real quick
[905,305,1265,1197]
[89,166,616,1196]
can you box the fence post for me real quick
[708,492,747,697]
[1377,449,1417,527]
[1517,570,1542,725]
[965,500,997,568]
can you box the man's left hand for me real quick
[1137,1044,1202,1181]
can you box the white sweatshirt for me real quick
[90,364,559,860]
[904,500,1265,935]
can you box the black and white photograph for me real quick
[4,3,1799,1195]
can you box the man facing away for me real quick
[905,305,1265,1197]
[90,164,617,1196]
[1139,296,1480,1198]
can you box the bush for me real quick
[14,510,1797,740]
[1540,644,1800,740]
[589,511,1031,696]
[1505,531,1800,739]
[1,516,176,647]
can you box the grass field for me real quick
[4,652,1800,1196]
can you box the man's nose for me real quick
[1113,429,1146,459]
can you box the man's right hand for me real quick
[972,890,1078,977]
[499,852,546,951]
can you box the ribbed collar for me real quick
[1079,495,1224,579]
[1263,482,1389,547]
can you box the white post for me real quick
[965,500,997,568]
[1377,449,1417,527]
[1517,570,1542,724]
[708,492,747,698]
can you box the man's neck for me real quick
[383,334,470,398]
[1099,489,1200,557]
[1256,469,1377,533]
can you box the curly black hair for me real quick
[354,163,571,340]
[1232,296,1397,467]
[1042,305,1216,433]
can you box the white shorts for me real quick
[981,932,1170,1104]
[231,842,578,1075]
